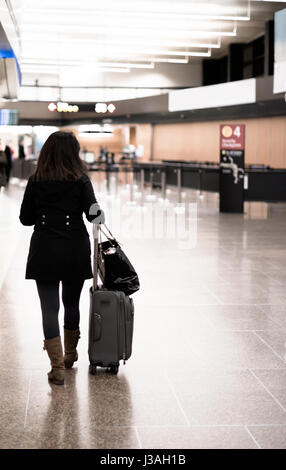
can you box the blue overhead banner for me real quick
[0,46,21,85]
[274,8,286,94]
[0,49,14,58]
[0,22,21,86]
[0,109,18,125]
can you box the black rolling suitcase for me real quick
[88,224,134,375]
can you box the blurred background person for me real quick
[4,142,13,184]
[0,138,8,189]
[18,138,26,159]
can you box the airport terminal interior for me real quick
[1,0,286,450]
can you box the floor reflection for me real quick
[30,369,81,449]
[1,180,286,449]
[85,369,134,448]
[244,202,269,220]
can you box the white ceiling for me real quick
[3,0,286,94]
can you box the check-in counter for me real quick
[164,163,219,192]
[245,169,286,202]
[133,161,220,193]
[12,158,286,203]
[12,159,37,179]
[132,162,165,187]
[132,160,286,203]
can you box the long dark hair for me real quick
[34,131,87,181]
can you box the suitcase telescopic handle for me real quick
[93,223,99,291]
[90,203,105,291]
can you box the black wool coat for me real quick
[19,174,97,280]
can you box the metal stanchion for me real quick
[118,165,122,188]
[150,171,154,195]
[161,170,166,199]
[106,168,110,193]
[130,169,134,202]
[140,168,144,193]
[98,169,102,193]
[198,169,203,198]
[177,167,182,204]
[96,168,100,191]
[124,166,128,186]
[115,168,119,196]
[140,168,145,205]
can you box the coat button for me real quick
[42,215,45,218]
[66,222,70,225]
[42,221,45,225]
[66,215,70,218]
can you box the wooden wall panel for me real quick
[256,119,271,164]
[63,125,128,159]
[269,118,286,168]
[245,119,258,164]
[63,124,153,162]
[152,116,286,168]
[136,123,152,161]
[153,121,220,162]
[63,117,286,168]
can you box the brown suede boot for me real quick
[43,336,65,385]
[64,328,80,369]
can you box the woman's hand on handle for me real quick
[89,202,105,225]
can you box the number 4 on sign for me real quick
[234,126,241,138]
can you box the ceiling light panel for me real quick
[19,23,238,38]
[8,0,284,89]
[18,15,242,30]
[15,0,251,20]
[21,36,222,49]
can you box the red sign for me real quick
[220,124,245,150]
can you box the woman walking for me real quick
[19,131,97,385]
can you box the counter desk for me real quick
[132,161,286,203]
[11,159,286,203]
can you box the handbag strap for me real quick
[99,225,113,244]
[98,225,103,254]
[103,223,115,239]
[99,224,122,246]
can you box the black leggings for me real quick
[36,279,84,339]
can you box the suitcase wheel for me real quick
[89,364,97,375]
[109,365,119,375]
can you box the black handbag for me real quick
[97,224,140,296]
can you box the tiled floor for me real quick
[0,176,286,449]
